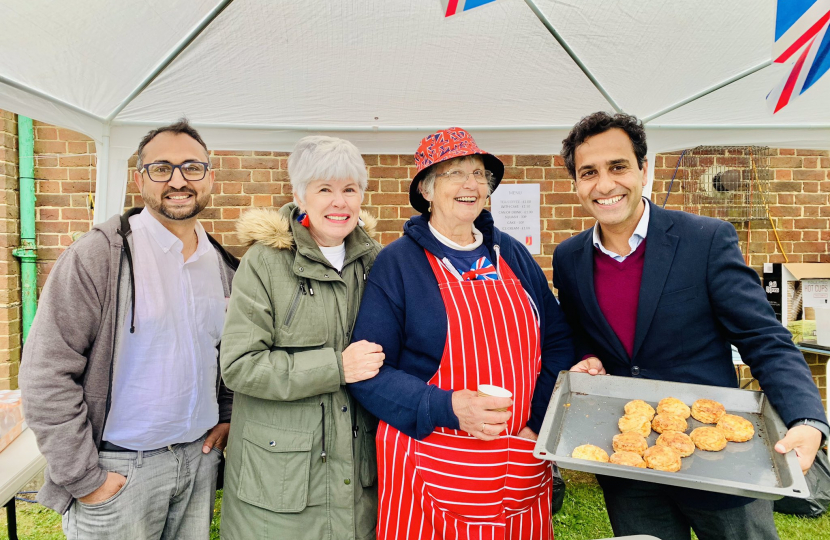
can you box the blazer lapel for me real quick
[632,203,679,359]
[574,229,630,362]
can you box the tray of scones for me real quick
[532,372,810,500]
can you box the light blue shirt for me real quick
[592,199,650,262]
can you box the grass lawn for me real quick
[2,475,828,540]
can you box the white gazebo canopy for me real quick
[1,0,828,222]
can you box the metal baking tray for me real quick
[533,372,810,500]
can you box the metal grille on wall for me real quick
[681,146,772,223]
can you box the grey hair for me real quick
[418,155,496,200]
[288,135,368,203]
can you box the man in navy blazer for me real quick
[552,112,828,540]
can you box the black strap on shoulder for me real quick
[115,208,141,333]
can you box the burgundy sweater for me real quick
[593,240,647,358]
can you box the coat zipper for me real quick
[320,402,327,463]
[283,281,306,326]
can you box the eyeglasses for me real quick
[436,168,493,185]
[140,161,210,183]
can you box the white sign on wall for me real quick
[490,183,541,255]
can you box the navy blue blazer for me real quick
[553,200,826,427]
[552,200,827,509]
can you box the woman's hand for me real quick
[452,389,512,441]
[342,340,385,383]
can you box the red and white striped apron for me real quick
[376,250,553,540]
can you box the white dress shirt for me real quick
[103,209,225,450]
[592,198,650,262]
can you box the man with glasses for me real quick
[21,119,238,539]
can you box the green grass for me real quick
[2,480,828,540]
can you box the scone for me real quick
[691,399,726,424]
[656,431,695,457]
[610,451,646,468]
[657,397,691,419]
[643,445,682,472]
[572,444,609,462]
[613,432,649,456]
[717,414,755,442]
[618,414,652,438]
[651,413,688,434]
[624,400,656,420]
[690,427,727,451]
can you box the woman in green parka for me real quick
[219,136,383,540]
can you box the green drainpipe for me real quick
[12,115,37,343]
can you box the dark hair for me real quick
[136,118,208,169]
[561,112,647,179]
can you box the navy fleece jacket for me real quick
[349,211,575,440]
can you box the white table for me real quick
[0,428,46,540]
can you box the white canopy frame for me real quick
[0,0,827,222]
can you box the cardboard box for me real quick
[0,389,24,453]
[763,263,830,328]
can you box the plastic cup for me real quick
[477,384,513,412]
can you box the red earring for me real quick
[297,212,310,227]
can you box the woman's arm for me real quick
[349,275,459,439]
[220,247,341,401]
[348,245,462,439]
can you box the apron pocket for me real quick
[504,435,550,513]
[415,433,507,519]
[237,421,314,513]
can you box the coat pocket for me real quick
[237,421,314,513]
[278,282,327,347]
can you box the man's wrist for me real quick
[789,418,830,444]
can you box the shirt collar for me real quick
[138,208,210,259]
[592,198,650,257]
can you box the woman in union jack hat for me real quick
[349,127,575,539]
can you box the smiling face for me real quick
[573,128,648,235]
[134,132,214,224]
[425,156,489,233]
[296,178,362,247]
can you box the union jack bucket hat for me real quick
[409,127,504,214]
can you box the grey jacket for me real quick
[19,208,237,514]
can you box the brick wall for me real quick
[652,150,830,270]
[4,111,830,401]
[32,121,96,289]
[0,112,21,390]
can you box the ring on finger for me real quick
[481,422,487,433]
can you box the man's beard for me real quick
[143,186,209,221]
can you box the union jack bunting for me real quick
[440,0,498,17]
[768,0,830,113]
[461,256,499,281]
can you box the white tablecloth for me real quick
[0,428,46,506]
